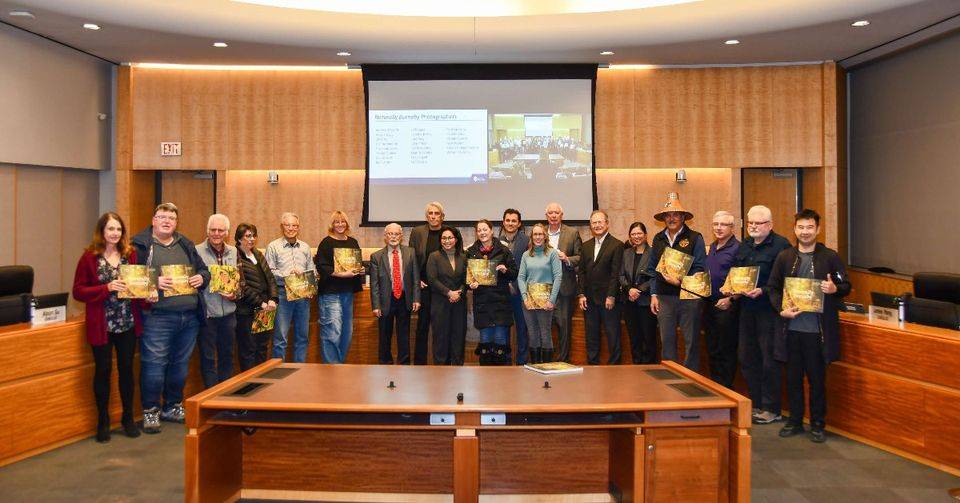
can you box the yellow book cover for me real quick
[680,271,711,300]
[118,264,157,299]
[160,265,196,297]
[527,283,552,309]
[209,265,241,295]
[655,247,694,285]
[251,309,277,333]
[285,271,318,301]
[783,277,824,313]
[722,266,759,295]
[466,258,497,286]
[333,248,363,275]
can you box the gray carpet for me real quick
[0,421,957,502]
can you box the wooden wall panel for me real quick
[61,169,101,314]
[0,165,15,265]
[160,171,214,242]
[243,429,454,492]
[115,169,156,234]
[479,430,609,494]
[742,168,798,238]
[845,268,913,307]
[601,64,824,169]
[132,69,182,170]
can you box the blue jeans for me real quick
[199,314,236,388]
[140,309,200,411]
[509,290,528,364]
[319,291,354,363]
[273,287,311,362]
[479,325,509,345]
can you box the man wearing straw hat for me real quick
[646,193,707,370]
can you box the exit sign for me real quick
[160,142,182,156]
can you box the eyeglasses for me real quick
[154,215,177,222]
[747,221,770,227]
[712,222,733,228]
[440,236,456,241]
[385,232,402,238]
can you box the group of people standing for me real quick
[73,192,850,445]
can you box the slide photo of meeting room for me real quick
[487,113,592,183]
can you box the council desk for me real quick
[185,360,750,503]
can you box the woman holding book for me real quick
[619,221,659,364]
[314,211,364,364]
[235,223,278,371]
[72,212,142,443]
[426,226,468,365]
[517,223,563,363]
[466,219,517,365]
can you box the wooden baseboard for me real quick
[824,425,960,478]
[241,490,614,502]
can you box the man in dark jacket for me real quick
[578,210,624,365]
[768,209,851,444]
[730,205,792,425]
[647,193,707,371]
[131,203,210,434]
[498,208,530,364]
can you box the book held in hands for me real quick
[333,248,363,275]
[655,247,694,285]
[161,265,196,297]
[285,271,318,301]
[680,271,711,300]
[466,258,498,286]
[783,277,824,313]
[118,264,157,299]
[722,266,759,295]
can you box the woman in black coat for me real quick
[466,219,518,365]
[426,226,468,365]
[235,223,279,370]
[619,221,659,364]
[467,220,517,365]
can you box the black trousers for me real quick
[413,285,432,365]
[703,301,739,388]
[430,293,467,365]
[91,329,137,425]
[236,312,271,371]
[786,330,827,429]
[551,294,576,362]
[739,307,782,413]
[583,299,622,365]
[378,293,411,364]
[622,300,659,364]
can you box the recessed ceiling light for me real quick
[851,20,870,27]
[724,39,740,45]
[337,51,351,56]
[600,51,615,55]
[8,10,35,19]
[83,23,100,30]
[213,42,228,48]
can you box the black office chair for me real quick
[0,265,34,326]
[913,272,960,305]
[904,294,960,330]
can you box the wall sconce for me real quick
[675,169,687,183]
[267,171,279,184]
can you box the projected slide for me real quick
[365,78,595,223]
[369,110,487,183]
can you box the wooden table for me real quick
[185,361,750,502]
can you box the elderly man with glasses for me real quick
[730,205,791,425]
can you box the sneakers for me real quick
[142,407,162,434]
[160,403,186,423]
[809,428,827,443]
[752,410,783,424]
[779,423,804,437]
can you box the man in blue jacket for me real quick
[131,202,210,434]
[498,208,530,364]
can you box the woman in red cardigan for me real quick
[72,212,143,443]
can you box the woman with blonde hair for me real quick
[517,223,563,363]
[72,212,143,442]
[314,210,363,363]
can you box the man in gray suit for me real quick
[545,202,582,362]
[370,223,421,364]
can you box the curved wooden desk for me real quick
[185,361,751,502]
[829,313,960,475]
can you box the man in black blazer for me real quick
[370,223,421,364]
[578,210,624,365]
[545,202,582,362]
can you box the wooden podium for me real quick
[185,361,750,502]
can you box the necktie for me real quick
[392,248,402,299]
